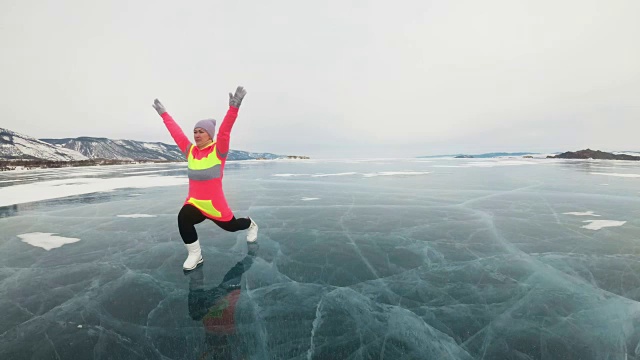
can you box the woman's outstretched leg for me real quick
[212,216,259,242]
[178,205,206,270]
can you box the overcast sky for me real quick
[1,0,638,158]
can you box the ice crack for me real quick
[306,297,325,360]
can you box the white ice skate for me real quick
[183,240,203,270]
[247,218,259,243]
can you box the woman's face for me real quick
[194,128,212,148]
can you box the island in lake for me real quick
[547,149,640,161]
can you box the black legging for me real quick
[178,204,251,244]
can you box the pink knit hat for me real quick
[194,119,217,139]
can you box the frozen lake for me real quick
[1,158,640,359]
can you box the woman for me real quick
[152,86,258,271]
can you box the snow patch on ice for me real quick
[0,175,186,207]
[122,169,180,175]
[310,172,357,177]
[273,173,310,177]
[301,197,320,201]
[581,220,626,230]
[466,160,537,167]
[17,232,81,250]
[591,172,640,178]
[432,165,471,168]
[362,171,430,177]
[563,211,601,217]
[117,214,157,218]
[0,179,27,183]
[274,171,430,178]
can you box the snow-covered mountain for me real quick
[0,128,88,161]
[41,137,287,161]
[1,128,290,162]
[41,137,185,161]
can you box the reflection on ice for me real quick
[185,243,259,358]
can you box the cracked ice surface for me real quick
[1,158,640,359]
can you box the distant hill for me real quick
[419,152,541,159]
[420,150,640,160]
[548,149,640,161]
[1,127,297,162]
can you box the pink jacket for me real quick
[162,107,239,221]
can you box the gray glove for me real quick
[152,99,167,115]
[228,86,247,108]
